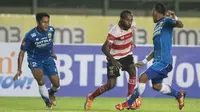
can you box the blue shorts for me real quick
[28,57,58,76]
[145,62,172,84]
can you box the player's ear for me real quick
[120,17,123,22]
[36,21,39,25]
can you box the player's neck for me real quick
[118,21,126,30]
[156,15,165,22]
[36,26,46,34]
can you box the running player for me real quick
[13,13,60,109]
[115,2,185,110]
[84,10,141,110]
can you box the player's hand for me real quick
[111,58,122,71]
[52,54,57,60]
[166,10,176,19]
[135,62,145,69]
[13,70,22,81]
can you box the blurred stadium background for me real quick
[0,0,200,112]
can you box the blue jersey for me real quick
[21,26,55,61]
[153,17,176,65]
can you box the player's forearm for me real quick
[175,20,183,28]
[142,50,154,64]
[146,50,154,61]
[52,47,55,55]
[173,15,184,28]
[51,42,55,54]
[101,44,114,60]
[17,50,25,71]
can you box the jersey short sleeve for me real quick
[132,18,136,28]
[49,26,55,40]
[164,18,176,28]
[131,19,137,48]
[107,25,118,43]
[20,33,31,51]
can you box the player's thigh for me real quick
[106,61,118,89]
[145,67,164,90]
[43,57,58,77]
[150,64,172,90]
[151,78,163,91]
[151,77,163,85]
[126,64,136,76]
[107,61,120,78]
[120,55,134,71]
[28,60,45,84]
[148,63,172,84]
[145,66,163,80]
[107,76,117,89]
[32,68,45,85]
[119,55,136,76]
[43,58,59,86]
[138,72,149,83]
[48,75,60,88]
[151,62,173,74]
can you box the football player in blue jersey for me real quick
[13,13,60,109]
[115,2,186,110]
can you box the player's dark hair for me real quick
[36,13,50,23]
[154,2,166,15]
[120,10,132,19]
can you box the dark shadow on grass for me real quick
[16,108,116,112]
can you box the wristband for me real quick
[175,16,179,21]
[142,59,148,64]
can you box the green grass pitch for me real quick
[0,97,199,112]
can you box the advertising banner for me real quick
[0,43,199,98]
[1,15,200,45]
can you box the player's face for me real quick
[122,14,133,30]
[38,16,49,32]
[152,8,157,23]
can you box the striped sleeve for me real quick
[107,26,117,43]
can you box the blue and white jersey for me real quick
[20,26,55,61]
[153,17,176,65]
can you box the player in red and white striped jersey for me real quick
[84,10,141,110]
[107,19,135,59]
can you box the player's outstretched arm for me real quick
[174,19,183,28]
[102,40,122,71]
[146,50,154,62]
[13,50,25,81]
[101,40,113,59]
[135,50,154,68]
[51,43,57,60]
[167,10,183,28]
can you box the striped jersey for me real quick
[107,21,136,59]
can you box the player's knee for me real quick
[37,79,45,86]
[52,82,60,88]
[152,84,162,91]
[129,70,136,77]
[139,73,148,83]
[52,85,60,91]
[106,83,116,90]
[50,77,60,88]
[128,65,136,76]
